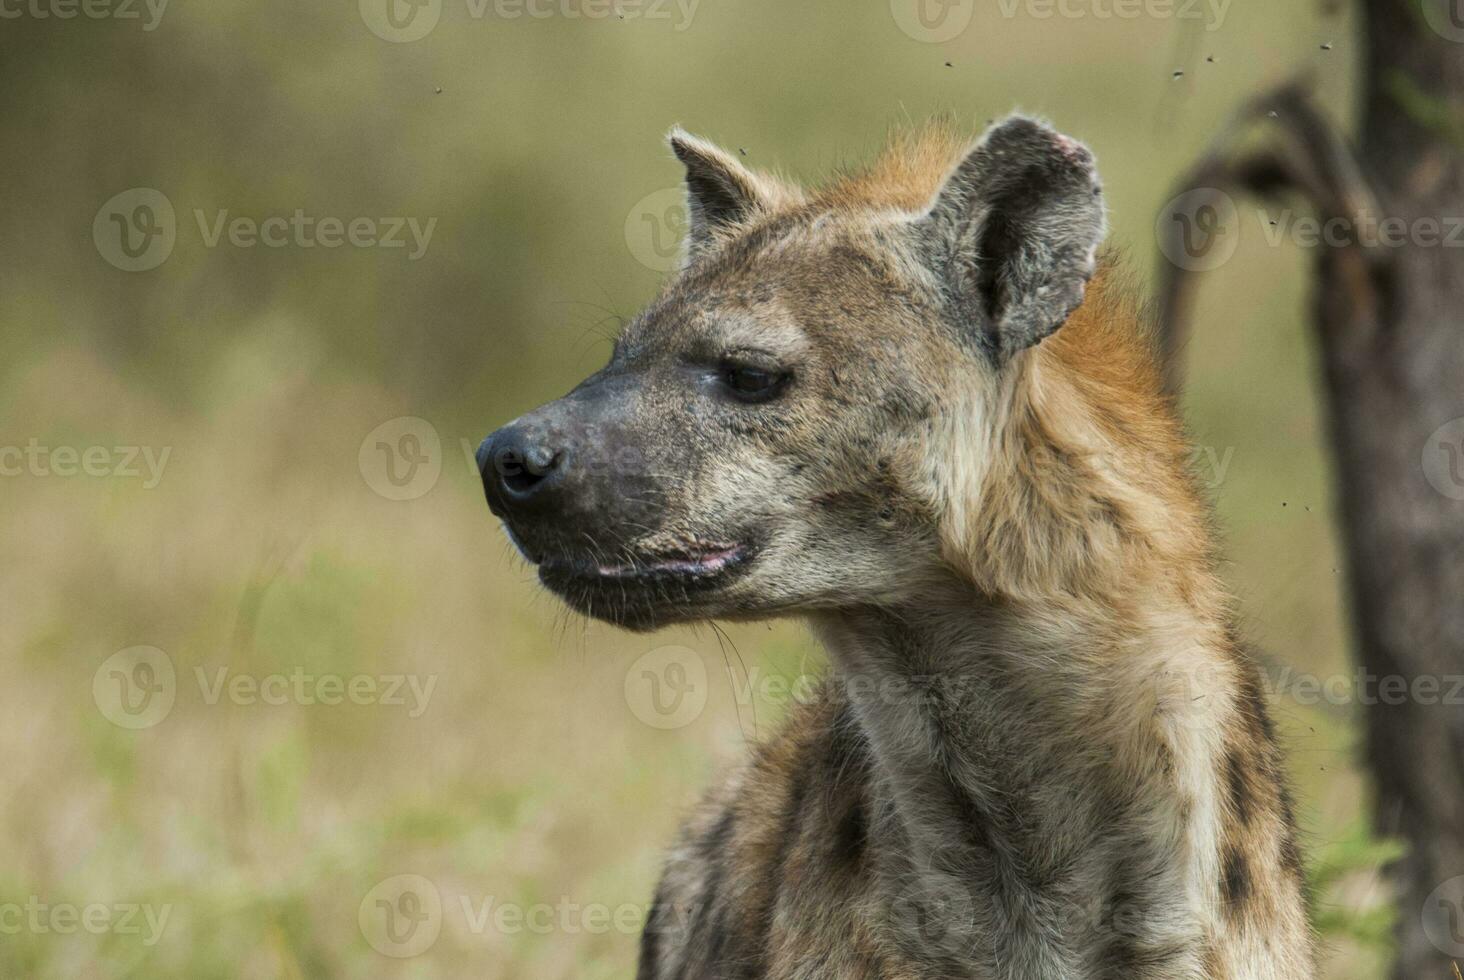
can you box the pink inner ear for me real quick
[1053,134,1085,162]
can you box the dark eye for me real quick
[721,362,790,402]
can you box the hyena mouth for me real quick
[541,541,751,588]
[535,540,756,629]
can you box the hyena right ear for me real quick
[667,128,797,261]
[915,116,1106,360]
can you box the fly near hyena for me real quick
[477,115,1313,979]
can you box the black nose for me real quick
[477,426,567,515]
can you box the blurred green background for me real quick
[0,0,1395,976]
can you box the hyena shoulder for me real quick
[640,689,913,980]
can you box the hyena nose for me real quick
[477,425,567,516]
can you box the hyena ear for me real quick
[915,115,1106,359]
[667,128,794,260]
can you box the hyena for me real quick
[477,116,1314,978]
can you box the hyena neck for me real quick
[811,583,1307,975]
[813,586,1234,892]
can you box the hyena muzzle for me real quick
[476,116,1314,979]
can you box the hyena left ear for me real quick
[667,128,795,261]
[915,115,1106,359]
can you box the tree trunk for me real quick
[1332,2,1464,975]
[1154,4,1464,973]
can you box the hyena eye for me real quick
[720,361,790,403]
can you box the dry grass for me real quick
[0,0,1396,975]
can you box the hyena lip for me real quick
[594,543,747,579]
[538,542,756,631]
[538,542,753,591]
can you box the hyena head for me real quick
[478,115,1108,630]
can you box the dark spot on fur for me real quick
[1232,653,1277,746]
[1277,782,1296,827]
[1221,847,1252,913]
[1225,748,1253,826]
[1097,881,1192,974]
[1154,739,1175,779]
[826,702,872,871]
[758,760,810,975]
[831,789,868,870]
[692,805,739,969]
[1099,936,1192,975]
